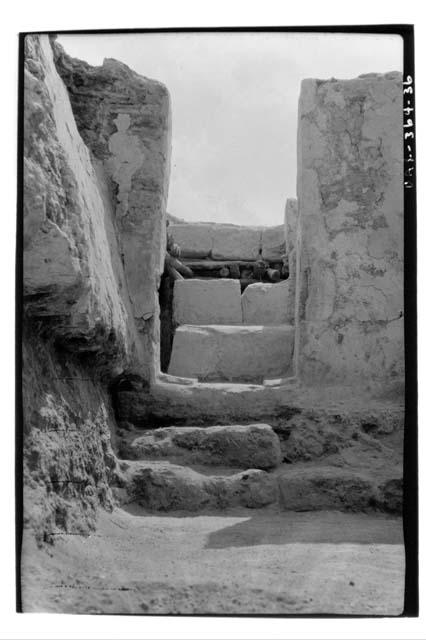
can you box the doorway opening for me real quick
[159,217,296,385]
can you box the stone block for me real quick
[241,281,292,324]
[168,324,294,381]
[173,279,242,325]
[211,225,261,260]
[261,225,286,262]
[168,223,213,258]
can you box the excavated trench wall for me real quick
[22,34,170,540]
[295,73,404,395]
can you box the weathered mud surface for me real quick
[21,507,404,615]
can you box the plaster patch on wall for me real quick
[107,114,145,224]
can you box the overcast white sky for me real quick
[58,32,402,226]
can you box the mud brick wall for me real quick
[53,38,171,382]
[295,73,404,394]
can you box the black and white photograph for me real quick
[16,25,417,618]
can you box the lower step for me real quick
[275,465,402,513]
[113,461,402,514]
[116,461,277,511]
[168,324,294,381]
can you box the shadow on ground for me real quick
[205,511,403,549]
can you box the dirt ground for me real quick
[20,506,405,616]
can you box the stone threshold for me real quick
[156,372,299,389]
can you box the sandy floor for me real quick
[21,506,405,616]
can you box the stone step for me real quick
[122,423,281,470]
[274,465,402,513]
[172,277,292,326]
[115,380,403,428]
[168,324,294,382]
[116,377,300,426]
[115,461,278,511]
[168,222,285,261]
[118,405,402,469]
[113,460,402,514]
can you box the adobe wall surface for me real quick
[296,73,404,394]
[53,38,171,381]
[24,35,141,375]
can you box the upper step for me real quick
[116,376,300,425]
[168,323,294,382]
[168,222,285,261]
[122,423,281,470]
[173,278,293,326]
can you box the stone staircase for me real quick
[112,223,403,518]
[167,278,294,383]
[112,416,403,515]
